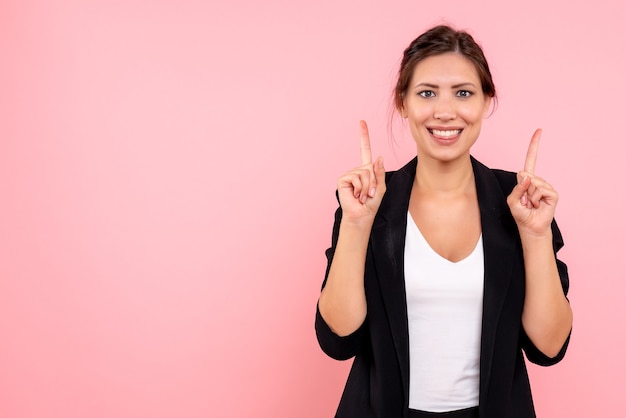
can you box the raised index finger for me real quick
[524,128,542,174]
[360,120,372,165]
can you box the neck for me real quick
[414,154,475,195]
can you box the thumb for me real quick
[508,175,530,207]
[374,157,386,192]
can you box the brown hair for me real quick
[394,25,497,112]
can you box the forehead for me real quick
[410,53,481,85]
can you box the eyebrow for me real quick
[414,82,478,89]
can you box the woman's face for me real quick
[402,53,492,164]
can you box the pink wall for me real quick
[1,1,623,416]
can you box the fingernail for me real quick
[369,187,376,197]
[521,195,527,205]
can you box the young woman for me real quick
[315,25,572,418]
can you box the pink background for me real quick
[1,1,623,417]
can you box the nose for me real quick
[433,96,456,121]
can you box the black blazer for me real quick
[316,157,570,418]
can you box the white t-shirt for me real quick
[404,212,484,412]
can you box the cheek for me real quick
[408,106,431,123]
[459,106,485,123]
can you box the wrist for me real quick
[340,215,375,230]
[518,227,553,246]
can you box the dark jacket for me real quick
[316,157,570,418]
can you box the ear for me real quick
[482,96,493,118]
[397,93,409,118]
[400,102,408,118]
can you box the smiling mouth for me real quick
[428,129,462,138]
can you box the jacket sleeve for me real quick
[491,168,572,365]
[315,198,368,360]
[520,218,572,366]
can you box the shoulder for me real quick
[490,168,517,194]
[384,157,417,183]
[382,157,417,193]
[471,156,517,196]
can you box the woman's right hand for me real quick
[337,120,387,225]
[319,121,384,336]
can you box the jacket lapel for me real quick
[369,158,416,402]
[471,157,519,407]
[368,157,518,408]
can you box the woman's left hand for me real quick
[507,129,559,237]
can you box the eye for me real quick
[456,90,473,98]
[418,90,435,98]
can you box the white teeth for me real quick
[431,129,461,137]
